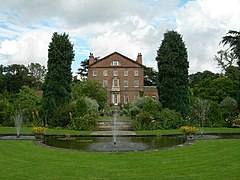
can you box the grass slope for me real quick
[0,139,239,179]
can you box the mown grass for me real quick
[0,139,239,179]
[0,127,91,135]
[1,127,240,135]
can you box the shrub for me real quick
[132,112,154,130]
[75,97,88,116]
[70,114,96,131]
[49,103,75,127]
[85,97,99,115]
[121,108,129,116]
[130,97,162,115]
[154,108,183,129]
[129,106,141,118]
[0,99,14,126]
[75,97,99,117]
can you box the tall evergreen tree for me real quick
[156,30,189,117]
[42,32,74,125]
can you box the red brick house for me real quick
[88,52,158,105]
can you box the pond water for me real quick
[43,135,185,152]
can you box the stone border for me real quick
[0,135,35,140]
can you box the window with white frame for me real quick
[111,60,121,66]
[134,80,139,87]
[103,70,108,76]
[113,70,118,76]
[134,70,139,76]
[124,80,128,87]
[123,70,128,76]
[113,79,119,87]
[124,95,129,103]
[93,70,98,76]
[103,80,108,87]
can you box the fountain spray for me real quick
[13,110,23,138]
[113,105,118,146]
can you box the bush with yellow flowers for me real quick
[179,125,199,135]
[31,126,47,135]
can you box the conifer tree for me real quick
[156,30,189,117]
[42,32,74,125]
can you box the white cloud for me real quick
[0,27,54,66]
[87,15,173,69]
[175,0,240,73]
[0,0,239,75]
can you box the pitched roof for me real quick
[88,51,144,67]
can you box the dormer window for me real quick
[111,60,121,66]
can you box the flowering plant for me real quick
[32,126,47,135]
[179,126,199,135]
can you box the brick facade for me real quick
[88,52,158,105]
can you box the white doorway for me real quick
[113,94,119,105]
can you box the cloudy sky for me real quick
[0,0,239,75]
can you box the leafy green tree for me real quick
[225,66,240,81]
[0,98,13,126]
[143,66,158,86]
[27,63,46,89]
[156,30,189,117]
[192,76,238,103]
[42,32,74,125]
[189,70,219,88]
[16,86,42,125]
[72,79,107,109]
[77,56,99,80]
[77,59,89,79]
[206,101,224,127]
[221,30,240,68]
[190,97,209,134]
[220,96,238,126]
[214,49,237,73]
[0,65,4,94]
[2,64,35,93]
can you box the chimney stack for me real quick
[89,53,94,65]
[136,53,142,64]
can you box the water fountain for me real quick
[112,105,118,146]
[42,105,185,152]
[13,110,23,138]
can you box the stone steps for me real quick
[96,120,132,131]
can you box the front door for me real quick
[113,94,119,105]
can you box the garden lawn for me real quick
[136,127,240,135]
[1,127,240,135]
[0,127,91,135]
[0,139,239,179]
